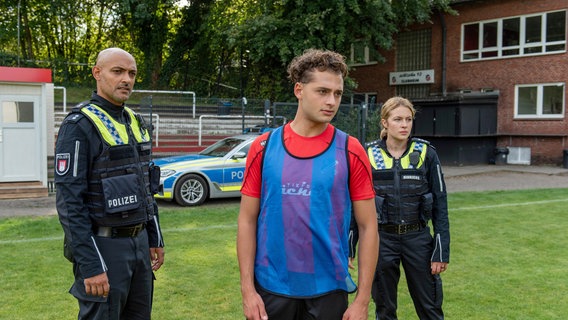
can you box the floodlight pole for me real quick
[240,47,245,132]
[17,0,21,66]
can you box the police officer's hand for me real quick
[84,272,110,297]
[150,247,165,271]
[348,257,355,270]
[431,262,448,275]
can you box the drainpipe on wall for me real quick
[439,10,447,97]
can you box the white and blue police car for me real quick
[153,133,261,206]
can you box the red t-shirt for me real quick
[241,123,375,201]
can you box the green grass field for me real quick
[1,188,567,319]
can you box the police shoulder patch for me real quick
[365,139,381,148]
[65,112,84,124]
[55,153,71,175]
[412,137,431,145]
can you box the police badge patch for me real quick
[56,153,71,175]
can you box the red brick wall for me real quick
[349,48,396,98]
[351,0,568,165]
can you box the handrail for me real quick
[140,113,160,146]
[54,86,67,112]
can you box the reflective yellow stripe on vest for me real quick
[368,141,427,170]
[124,107,150,143]
[81,104,149,146]
[368,147,392,170]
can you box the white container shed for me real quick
[0,66,54,199]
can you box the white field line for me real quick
[0,224,237,245]
[3,198,568,245]
[451,198,568,211]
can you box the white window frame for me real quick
[514,82,565,119]
[461,9,566,62]
[349,42,377,66]
[350,92,378,106]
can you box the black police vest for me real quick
[367,139,432,225]
[80,104,155,227]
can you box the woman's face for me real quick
[382,105,413,142]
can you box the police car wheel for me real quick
[174,174,209,206]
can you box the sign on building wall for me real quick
[389,69,434,85]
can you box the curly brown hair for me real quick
[287,49,348,84]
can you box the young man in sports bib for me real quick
[237,49,378,320]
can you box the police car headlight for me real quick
[160,169,176,177]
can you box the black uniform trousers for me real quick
[373,226,444,320]
[70,229,153,320]
[256,283,348,320]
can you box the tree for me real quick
[159,0,216,92]
[0,0,125,84]
[0,0,21,65]
[0,0,452,96]
[115,0,177,88]
[222,0,453,101]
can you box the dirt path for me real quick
[443,165,568,193]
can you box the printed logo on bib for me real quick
[281,181,311,196]
[56,153,71,176]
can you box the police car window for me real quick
[200,138,244,157]
[237,144,251,156]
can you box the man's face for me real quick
[92,52,137,106]
[294,70,344,124]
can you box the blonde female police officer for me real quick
[55,48,164,319]
[351,96,450,319]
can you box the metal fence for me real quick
[49,93,381,192]
[127,90,382,145]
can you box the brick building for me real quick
[349,0,567,166]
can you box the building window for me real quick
[349,41,377,66]
[395,29,432,99]
[515,83,565,119]
[462,10,566,61]
[2,101,34,123]
[350,93,378,107]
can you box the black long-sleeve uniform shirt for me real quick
[55,92,164,279]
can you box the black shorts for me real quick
[256,284,348,320]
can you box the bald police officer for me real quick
[55,47,164,319]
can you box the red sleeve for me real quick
[347,136,375,201]
[240,133,270,198]
[241,129,374,201]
